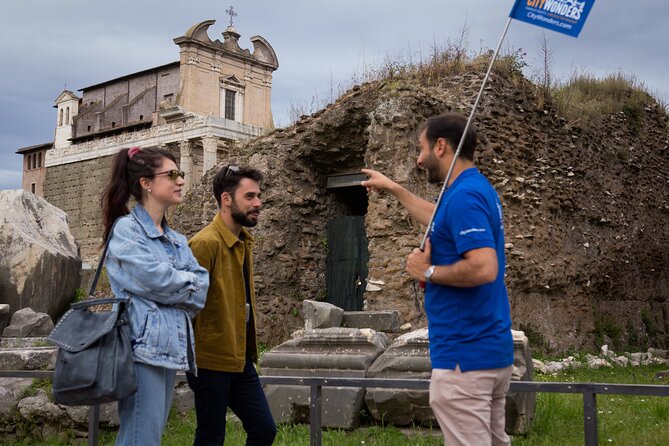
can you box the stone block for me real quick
[505,330,536,435]
[365,328,536,434]
[365,388,434,426]
[302,300,344,329]
[260,327,388,428]
[342,310,401,333]
[0,378,33,418]
[17,390,66,422]
[648,348,668,359]
[365,328,434,426]
[532,358,548,374]
[0,304,9,333]
[263,384,365,428]
[2,308,54,337]
[0,190,81,321]
[64,403,120,427]
[0,336,48,349]
[0,347,57,370]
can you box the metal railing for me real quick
[1,370,668,446]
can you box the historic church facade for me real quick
[16,19,278,261]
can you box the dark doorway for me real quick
[326,216,368,311]
[325,173,369,311]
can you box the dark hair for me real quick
[101,146,177,242]
[421,112,477,161]
[213,165,264,207]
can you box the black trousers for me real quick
[186,359,277,446]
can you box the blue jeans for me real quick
[187,359,277,446]
[115,362,176,446]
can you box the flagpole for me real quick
[420,16,514,250]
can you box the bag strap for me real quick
[87,218,121,296]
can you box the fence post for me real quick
[583,390,598,446]
[88,404,100,446]
[309,383,323,446]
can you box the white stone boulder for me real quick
[0,190,81,320]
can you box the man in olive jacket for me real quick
[187,165,276,446]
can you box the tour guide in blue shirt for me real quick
[362,112,514,446]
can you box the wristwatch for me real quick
[424,265,436,283]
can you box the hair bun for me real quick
[128,147,141,159]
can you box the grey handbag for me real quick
[47,227,137,406]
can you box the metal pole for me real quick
[88,404,100,446]
[583,390,598,446]
[420,16,514,249]
[309,383,323,446]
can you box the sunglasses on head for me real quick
[224,165,240,177]
[149,169,186,181]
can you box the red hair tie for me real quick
[128,147,141,159]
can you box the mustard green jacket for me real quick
[188,213,258,372]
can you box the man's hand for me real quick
[361,168,398,194]
[406,237,432,281]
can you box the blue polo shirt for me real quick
[426,167,513,371]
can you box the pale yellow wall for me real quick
[177,43,274,129]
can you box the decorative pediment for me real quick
[181,20,216,44]
[174,20,279,72]
[54,90,80,104]
[221,75,243,86]
[250,36,279,70]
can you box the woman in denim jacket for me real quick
[101,146,209,446]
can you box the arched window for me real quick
[59,108,64,126]
[31,154,36,170]
[65,107,70,125]
[38,152,42,168]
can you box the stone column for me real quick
[202,136,218,174]
[179,139,194,195]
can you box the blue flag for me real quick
[509,0,596,38]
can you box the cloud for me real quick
[2,0,668,192]
[0,169,24,191]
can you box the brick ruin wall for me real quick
[44,156,113,263]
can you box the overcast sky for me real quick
[1,0,667,191]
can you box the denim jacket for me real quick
[106,205,209,372]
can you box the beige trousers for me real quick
[429,364,513,446]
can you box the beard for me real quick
[231,199,259,227]
[424,151,443,184]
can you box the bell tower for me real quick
[54,90,80,149]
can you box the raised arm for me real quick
[361,168,435,226]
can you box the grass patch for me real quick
[19,378,52,399]
[514,363,669,446]
[4,364,667,445]
[552,71,653,130]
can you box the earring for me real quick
[147,189,152,193]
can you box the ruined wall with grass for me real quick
[173,56,669,352]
